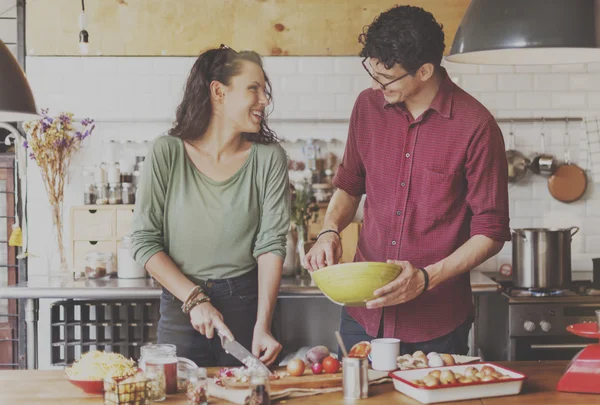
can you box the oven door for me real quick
[511,335,591,361]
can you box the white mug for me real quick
[369,338,400,371]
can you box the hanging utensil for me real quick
[548,118,587,203]
[506,120,530,183]
[531,118,557,176]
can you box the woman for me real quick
[131,45,290,367]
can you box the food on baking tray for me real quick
[397,351,477,370]
[66,351,137,380]
[348,341,372,358]
[411,365,513,387]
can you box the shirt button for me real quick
[396,210,402,216]
[391,240,397,246]
[401,182,406,187]
[405,153,410,158]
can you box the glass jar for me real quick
[118,236,146,279]
[84,183,97,205]
[145,363,166,402]
[108,183,122,205]
[84,251,114,279]
[139,344,178,395]
[122,183,135,205]
[95,183,109,205]
[248,369,271,405]
[186,368,208,405]
[107,161,121,184]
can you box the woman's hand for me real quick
[189,301,234,341]
[252,327,282,366]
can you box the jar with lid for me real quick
[121,183,135,205]
[84,251,114,279]
[95,183,109,205]
[108,183,122,205]
[107,162,121,184]
[118,235,146,279]
[84,183,96,205]
[139,344,178,395]
[186,368,208,405]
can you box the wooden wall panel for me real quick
[26,0,469,56]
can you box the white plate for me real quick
[389,363,526,404]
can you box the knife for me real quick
[217,329,272,376]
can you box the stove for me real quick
[476,280,600,361]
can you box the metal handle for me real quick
[530,344,588,350]
[511,228,525,238]
[570,226,580,237]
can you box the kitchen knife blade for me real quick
[217,330,272,375]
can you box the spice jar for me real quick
[186,368,208,405]
[248,369,271,405]
[122,183,135,205]
[145,363,166,402]
[84,183,97,205]
[109,183,122,205]
[95,183,109,205]
[84,252,114,279]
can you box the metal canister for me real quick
[342,357,369,399]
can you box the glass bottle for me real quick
[186,368,208,405]
[121,182,135,205]
[108,183,122,205]
[95,183,109,205]
[248,369,271,405]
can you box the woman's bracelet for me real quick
[183,294,211,314]
[181,285,204,313]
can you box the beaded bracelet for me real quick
[183,295,211,314]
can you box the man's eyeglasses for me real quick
[361,57,413,90]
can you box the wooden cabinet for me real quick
[69,205,135,273]
[307,203,362,264]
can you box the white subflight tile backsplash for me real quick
[23,56,600,276]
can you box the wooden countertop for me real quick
[1,361,598,404]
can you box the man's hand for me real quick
[303,232,343,271]
[366,260,425,309]
[252,327,282,366]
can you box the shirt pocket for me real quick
[420,168,466,224]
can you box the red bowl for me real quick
[65,374,104,394]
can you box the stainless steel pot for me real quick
[511,227,579,289]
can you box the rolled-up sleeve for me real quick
[131,136,173,267]
[253,145,291,260]
[465,117,511,241]
[332,97,366,196]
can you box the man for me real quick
[304,5,510,355]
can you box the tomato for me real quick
[322,356,340,374]
[311,362,324,374]
[286,358,305,377]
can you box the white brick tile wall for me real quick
[552,63,587,73]
[534,74,569,91]
[0,16,16,43]
[461,74,497,92]
[497,74,533,91]
[23,55,600,280]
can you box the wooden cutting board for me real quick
[221,368,343,391]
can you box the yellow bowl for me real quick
[311,262,401,307]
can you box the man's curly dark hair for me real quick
[359,5,445,72]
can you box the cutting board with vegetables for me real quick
[221,368,343,391]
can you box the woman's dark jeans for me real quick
[157,271,258,367]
